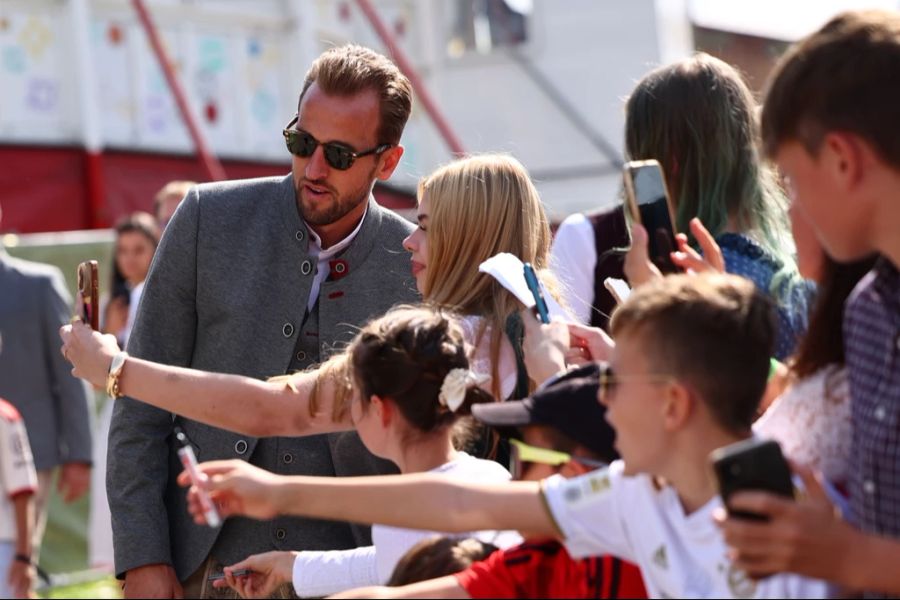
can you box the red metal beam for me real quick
[353,0,466,157]
[131,0,226,181]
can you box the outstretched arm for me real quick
[180,460,558,539]
[60,322,353,437]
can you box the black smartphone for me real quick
[622,160,678,273]
[710,438,794,521]
[76,260,99,330]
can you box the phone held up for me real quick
[710,438,794,521]
[76,260,99,330]
[603,277,631,306]
[622,159,679,274]
[523,262,550,324]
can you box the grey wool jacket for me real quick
[107,174,419,580]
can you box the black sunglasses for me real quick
[282,115,392,171]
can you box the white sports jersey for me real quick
[542,461,829,599]
[0,399,37,542]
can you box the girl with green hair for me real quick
[552,52,810,358]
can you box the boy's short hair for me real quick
[387,536,498,586]
[609,273,775,434]
[761,10,900,167]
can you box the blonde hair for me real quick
[285,155,555,416]
[421,153,554,398]
[153,180,195,213]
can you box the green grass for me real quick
[40,575,121,599]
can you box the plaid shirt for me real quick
[846,259,900,542]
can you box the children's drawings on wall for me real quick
[1,4,289,159]
[0,8,69,140]
[25,78,56,112]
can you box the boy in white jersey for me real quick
[0,397,37,598]
[182,273,828,599]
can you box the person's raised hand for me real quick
[59,321,121,389]
[623,223,663,287]
[671,218,726,274]
[566,322,614,364]
[178,460,284,524]
[714,462,852,581]
[520,309,570,385]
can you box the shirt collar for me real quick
[872,256,900,313]
[304,200,369,260]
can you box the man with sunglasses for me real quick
[108,45,419,598]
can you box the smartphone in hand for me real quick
[710,438,794,521]
[603,277,631,305]
[523,262,550,324]
[76,260,99,330]
[622,160,678,273]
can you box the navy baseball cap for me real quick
[471,363,618,463]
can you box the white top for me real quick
[754,365,851,486]
[303,203,368,313]
[549,213,597,325]
[291,453,521,597]
[458,316,518,400]
[0,400,37,542]
[542,461,829,599]
[122,280,145,349]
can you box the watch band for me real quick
[106,351,129,398]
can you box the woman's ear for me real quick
[370,394,393,427]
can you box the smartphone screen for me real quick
[623,160,678,273]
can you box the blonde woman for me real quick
[59,153,555,441]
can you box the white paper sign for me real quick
[478,253,569,320]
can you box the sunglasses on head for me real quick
[282,115,392,171]
[508,438,606,480]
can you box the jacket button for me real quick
[275,528,287,540]
[283,323,294,337]
[234,440,248,455]
[295,230,305,242]
[296,351,306,361]
[300,260,313,276]
[334,262,346,274]
[283,453,294,464]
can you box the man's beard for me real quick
[298,178,371,226]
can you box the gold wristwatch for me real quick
[106,351,129,398]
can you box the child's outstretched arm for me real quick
[60,321,353,437]
[179,460,560,539]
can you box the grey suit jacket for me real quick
[107,175,419,580]
[0,250,93,470]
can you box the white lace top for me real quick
[458,315,518,400]
[753,365,851,485]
